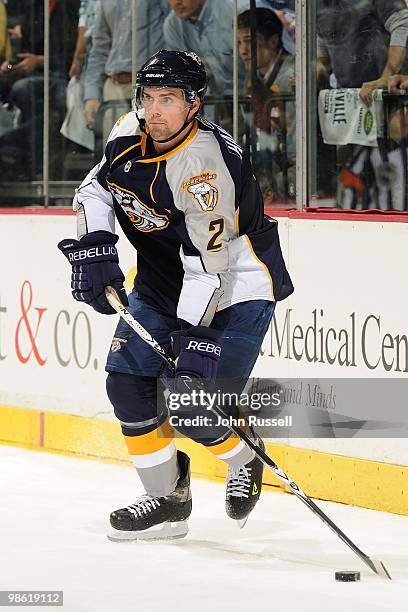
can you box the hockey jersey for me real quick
[73,112,293,325]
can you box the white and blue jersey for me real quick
[73,112,293,326]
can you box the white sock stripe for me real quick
[131,441,176,468]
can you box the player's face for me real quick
[237,28,279,74]
[168,0,205,19]
[142,87,199,142]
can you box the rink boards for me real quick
[0,209,407,515]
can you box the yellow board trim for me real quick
[124,265,137,293]
[0,405,41,447]
[1,405,407,515]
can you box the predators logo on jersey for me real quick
[107,182,169,232]
[183,172,219,212]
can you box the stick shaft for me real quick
[105,286,391,579]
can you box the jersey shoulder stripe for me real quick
[198,117,243,160]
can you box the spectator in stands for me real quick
[69,0,100,80]
[316,0,408,210]
[0,0,79,180]
[83,0,169,131]
[238,0,296,55]
[0,1,22,104]
[61,0,101,152]
[388,73,408,145]
[0,0,12,136]
[1,0,25,80]
[317,0,408,106]
[389,73,408,93]
[163,0,235,96]
[0,1,11,66]
[2,0,24,27]
[237,7,295,203]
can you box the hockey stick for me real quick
[105,286,391,579]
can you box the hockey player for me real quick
[58,49,293,541]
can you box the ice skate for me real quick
[108,451,192,542]
[225,436,265,528]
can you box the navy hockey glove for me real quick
[162,326,222,394]
[57,230,128,315]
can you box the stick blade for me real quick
[370,558,392,580]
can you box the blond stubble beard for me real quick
[147,124,170,141]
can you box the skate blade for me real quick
[236,517,249,529]
[107,521,189,542]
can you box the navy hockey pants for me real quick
[106,289,275,446]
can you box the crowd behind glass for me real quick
[0,0,407,211]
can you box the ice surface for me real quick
[0,445,407,612]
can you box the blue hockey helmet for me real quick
[133,49,208,110]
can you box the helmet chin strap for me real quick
[138,106,197,144]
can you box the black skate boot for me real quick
[225,436,265,528]
[108,451,192,542]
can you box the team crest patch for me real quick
[110,337,127,352]
[107,182,169,232]
[183,172,219,212]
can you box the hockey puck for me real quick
[335,571,360,582]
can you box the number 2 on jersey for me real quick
[207,218,225,251]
